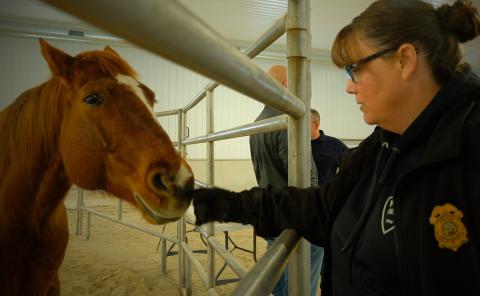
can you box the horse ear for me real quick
[39,38,74,78]
[104,46,121,57]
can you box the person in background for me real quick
[193,1,480,295]
[310,108,348,185]
[249,64,322,296]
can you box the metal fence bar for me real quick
[161,238,167,276]
[183,81,217,113]
[179,109,192,295]
[243,13,286,58]
[81,207,177,242]
[70,188,179,291]
[75,187,83,235]
[183,115,288,146]
[42,0,305,118]
[286,0,312,295]
[194,179,209,189]
[181,241,209,289]
[196,226,248,278]
[182,13,286,113]
[181,241,220,296]
[155,109,181,117]
[231,230,301,295]
[205,89,216,289]
[117,199,123,220]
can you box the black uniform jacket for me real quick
[232,72,480,296]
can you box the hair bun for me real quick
[437,0,480,43]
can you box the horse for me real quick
[0,39,194,295]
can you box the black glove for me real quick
[193,187,241,225]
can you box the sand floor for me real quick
[59,189,267,296]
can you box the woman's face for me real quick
[345,41,403,128]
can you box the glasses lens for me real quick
[345,65,356,82]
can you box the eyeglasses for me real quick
[345,46,398,83]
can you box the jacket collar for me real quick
[418,72,479,164]
[420,97,476,164]
[378,72,480,165]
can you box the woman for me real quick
[193,1,480,295]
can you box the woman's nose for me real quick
[346,79,356,94]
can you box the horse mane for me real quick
[76,49,138,79]
[0,77,67,228]
[0,78,67,180]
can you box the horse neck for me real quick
[0,78,71,231]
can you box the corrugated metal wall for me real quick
[0,35,373,159]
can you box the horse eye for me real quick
[84,94,103,106]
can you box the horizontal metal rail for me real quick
[196,226,248,278]
[42,0,305,118]
[175,138,360,150]
[183,81,218,113]
[183,115,288,145]
[232,229,302,296]
[180,241,220,296]
[181,241,209,289]
[82,207,177,243]
[194,179,210,189]
[155,109,181,117]
[182,13,286,113]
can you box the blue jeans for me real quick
[267,238,323,296]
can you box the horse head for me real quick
[40,39,194,224]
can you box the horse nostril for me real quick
[152,173,167,191]
[176,186,193,199]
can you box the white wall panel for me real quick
[311,64,374,140]
[0,36,51,109]
[0,35,372,161]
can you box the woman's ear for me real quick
[398,43,418,81]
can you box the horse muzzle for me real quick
[134,192,188,224]
[137,161,194,224]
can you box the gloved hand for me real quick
[193,187,240,225]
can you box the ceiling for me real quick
[0,0,373,51]
[0,0,478,71]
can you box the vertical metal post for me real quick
[75,188,82,235]
[117,199,123,220]
[79,189,84,235]
[177,110,192,296]
[206,89,216,288]
[176,216,185,293]
[184,111,193,296]
[287,0,311,295]
[161,238,167,276]
[86,211,91,240]
[177,110,184,293]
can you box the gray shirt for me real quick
[249,105,318,189]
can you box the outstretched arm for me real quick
[193,137,374,247]
[193,181,338,247]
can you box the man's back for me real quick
[311,131,347,184]
[249,65,321,296]
[249,106,288,189]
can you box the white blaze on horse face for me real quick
[175,162,193,188]
[116,73,192,190]
[115,74,155,116]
